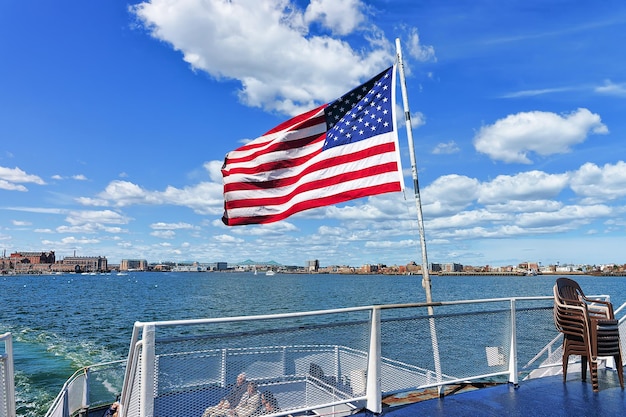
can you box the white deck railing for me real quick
[15,296,626,417]
[118,296,560,417]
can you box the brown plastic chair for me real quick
[553,277,624,391]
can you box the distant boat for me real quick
[117,272,128,276]
[265,270,276,276]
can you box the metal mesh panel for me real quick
[125,349,143,417]
[379,300,557,394]
[131,312,371,417]
[380,305,511,392]
[87,362,126,409]
[0,355,6,417]
[515,305,559,376]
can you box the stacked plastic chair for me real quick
[553,277,624,391]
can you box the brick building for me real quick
[9,251,56,264]
[61,256,108,273]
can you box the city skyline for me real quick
[2,248,623,272]
[2,1,626,267]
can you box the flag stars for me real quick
[323,67,394,150]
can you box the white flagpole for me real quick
[395,38,433,304]
[395,37,443,391]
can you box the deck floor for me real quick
[357,369,625,416]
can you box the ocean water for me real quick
[1,272,625,416]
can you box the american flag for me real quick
[222,66,403,226]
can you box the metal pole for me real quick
[395,37,443,391]
[395,39,433,304]
[365,308,381,413]
[509,299,519,385]
[140,325,156,417]
[1,333,16,417]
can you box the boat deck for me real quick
[361,369,625,416]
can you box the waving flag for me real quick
[222,66,403,226]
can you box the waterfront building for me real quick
[61,256,108,273]
[120,259,148,271]
[9,251,55,264]
[307,259,319,272]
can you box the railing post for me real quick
[366,307,381,414]
[1,333,16,417]
[84,368,90,413]
[508,299,518,385]
[140,324,156,417]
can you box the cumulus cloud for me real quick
[131,0,428,115]
[65,210,129,226]
[78,177,224,215]
[473,108,608,163]
[478,171,569,204]
[406,27,436,62]
[515,204,611,228]
[413,162,625,243]
[54,210,130,234]
[303,0,366,35]
[0,166,45,191]
[570,161,626,202]
[422,175,480,215]
[151,230,176,239]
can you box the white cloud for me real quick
[213,234,244,243]
[132,0,400,115]
[595,79,626,96]
[478,171,569,204]
[422,175,480,215]
[473,108,608,163]
[515,204,612,228]
[0,180,27,191]
[151,222,198,230]
[405,27,436,62]
[229,221,299,236]
[432,141,459,155]
[303,0,366,36]
[0,166,45,184]
[0,166,45,191]
[65,210,130,226]
[570,161,626,201]
[83,179,224,215]
[51,174,88,181]
[42,236,101,246]
[4,207,66,214]
[203,160,225,183]
[151,230,176,239]
[11,220,31,226]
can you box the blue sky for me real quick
[1,0,626,268]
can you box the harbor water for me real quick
[1,272,625,416]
